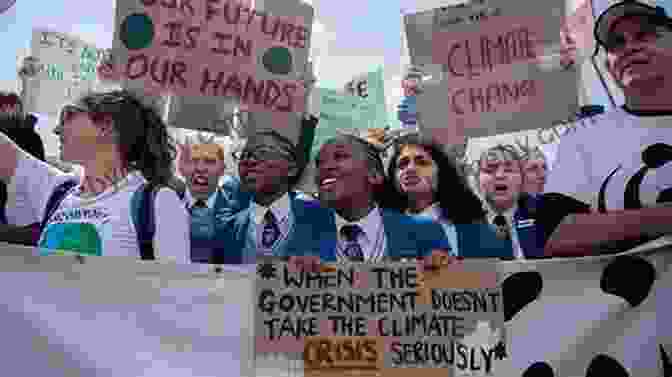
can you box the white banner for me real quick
[0,243,254,377]
[254,236,672,376]
[0,237,669,376]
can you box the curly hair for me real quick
[66,90,177,188]
[387,133,486,223]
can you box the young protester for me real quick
[0,90,190,262]
[523,147,548,195]
[176,136,252,263]
[478,145,590,259]
[219,129,332,263]
[315,134,452,263]
[387,133,511,258]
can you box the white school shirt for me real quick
[487,205,525,260]
[334,206,387,263]
[250,192,293,255]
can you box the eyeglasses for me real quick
[601,24,666,52]
[232,146,294,162]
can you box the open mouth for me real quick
[494,184,509,193]
[191,175,209,186]
[402,176,421,186]
[320,177,338,190]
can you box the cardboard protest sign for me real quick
[407,3,580,143]
[165,95,238,135]
[112,0,313,115]
[23,29,106,116]
[344,67,389,130]
[254,261,505,376]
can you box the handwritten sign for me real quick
[255,262,505,375]
[113,0,313,114]
[407,3,579,142]
[24,29,105,116]
[344,67,388,130]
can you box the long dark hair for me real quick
[387,133,486,223]
[68,90,176,187]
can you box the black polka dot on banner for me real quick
[661,345,672,376]
[586,354,629,377]
[522,361,554,377]
[600,255,655,308]
[642,143,672,169]
[502,271,543,322]
[262,46,293,75]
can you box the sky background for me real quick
[0,0,669,156]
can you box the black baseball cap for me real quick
[594,0,670,49]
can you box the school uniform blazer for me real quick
[317,208,453,262]
[453,222,515,259]
[219,191,335,264]
[219,175,252,217]
[514,193,591,259]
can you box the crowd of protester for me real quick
[0,0,668,267]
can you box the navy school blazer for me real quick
[218,195,452,264]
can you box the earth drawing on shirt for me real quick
[39,223,102,256]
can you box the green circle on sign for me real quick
[120,13,154,50]
[262,47,293,75]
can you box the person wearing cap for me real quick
[314,134,452,263]
[0,90,190,262]
[545,1,672,218]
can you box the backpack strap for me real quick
[39,180,78,235]
[131,183,158,260]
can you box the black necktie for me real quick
[193,200,207,209]
[262,210,281,249]
[340,224,365,262]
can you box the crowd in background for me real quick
[0,0,669,268]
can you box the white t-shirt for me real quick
[545,108,672,211]
[7,153,190,263]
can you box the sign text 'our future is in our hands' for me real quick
[117,0,310,114]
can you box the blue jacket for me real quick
[453,222,515,258]
[317,208,452,262]
[460,193,591,259]
[219,191,336,264]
